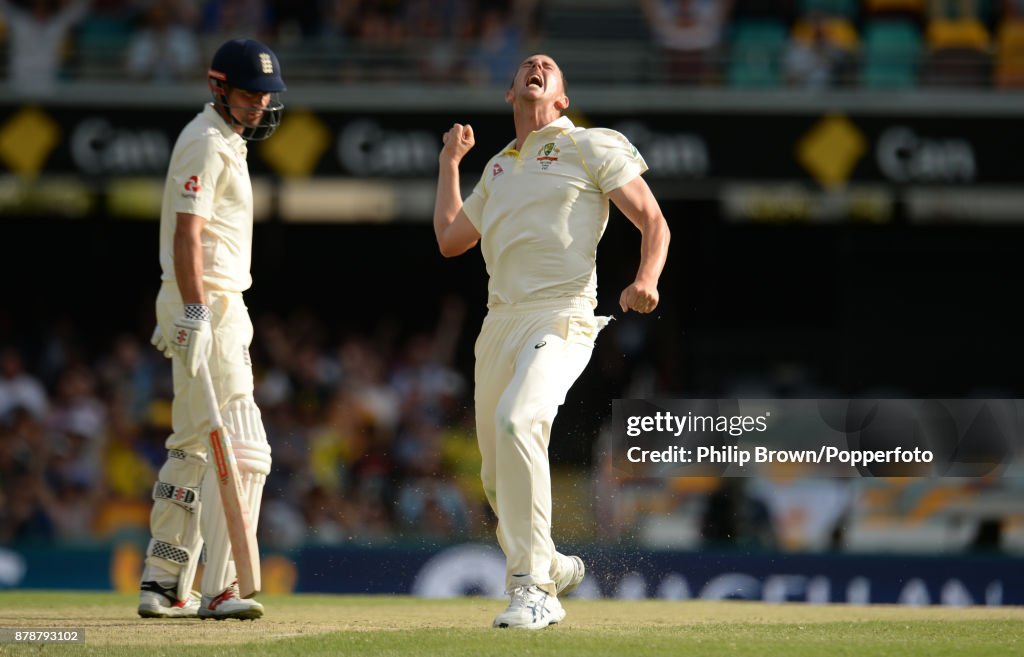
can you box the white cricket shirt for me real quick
[159,104,254,293]
[461,116,648,308]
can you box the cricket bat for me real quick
[198,360,262,598]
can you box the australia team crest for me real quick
[536,142,560,170]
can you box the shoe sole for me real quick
[198,609,264,621]
[138,607,198,619]
[493,620,562,629]
[557,556,585,596]
[493,608,567,630]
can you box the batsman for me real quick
[138,38,286,620]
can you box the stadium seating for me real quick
[994,20,1024,86]
[727,18,790,86]
[12,3,1024,105]
[537,1,660,84]
[861,0,928,20]
[790,15,860,49]
[921,18,992,87]
[927,17,991,51]
[72,15,133,79]
[860,19,923,88]
[542,0,650,40]
[799,0,859,19]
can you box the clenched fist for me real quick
[440,123,475,165]
[619,280,660,314]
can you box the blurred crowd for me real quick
[0,0,542,94]
[0,282,686,552]
[4,0,1024,95]
[0,296,498,550]
[3,291,1021,555]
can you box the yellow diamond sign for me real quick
[0,106,60,177]
[797,114,866,189]
[260,109,329,178]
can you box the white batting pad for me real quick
[201,397,271,596]
[145,449,206,601]
[225,397,270,535]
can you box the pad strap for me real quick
[146,538,192,566]
[152,481,199,512]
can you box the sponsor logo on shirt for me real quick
[182,175,201,198]
[536,142,560,170]
[492,162,504,178]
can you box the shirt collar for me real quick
[499,115,576,155]
[203,103,247,154]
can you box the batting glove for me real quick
[150,325,174,359]
[171,304,212,377]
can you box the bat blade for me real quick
[201,361,262,598]
[209,425,261,598]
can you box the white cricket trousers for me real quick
[156,283,255,451]
[149,282,265,596]
[474,296,608,595]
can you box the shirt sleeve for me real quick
[459,165,491,232]
[169,134,226,219]
[578,128,648,194]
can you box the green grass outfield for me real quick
[0,591,1022,657]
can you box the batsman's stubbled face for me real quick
[228,88,271,127]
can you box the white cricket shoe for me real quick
[492,585,566,630]
[198,581,264,621]
[138,581,200,619]
[554,555,586,596]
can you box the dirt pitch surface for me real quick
[1,592,1022,656]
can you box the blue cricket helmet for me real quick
[208,39,286,141]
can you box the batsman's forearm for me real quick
[433,159,463,245]
[173,229,206,305]
[635,216,670,285]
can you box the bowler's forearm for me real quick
[635,217,670,286]
[433,159,463,246]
